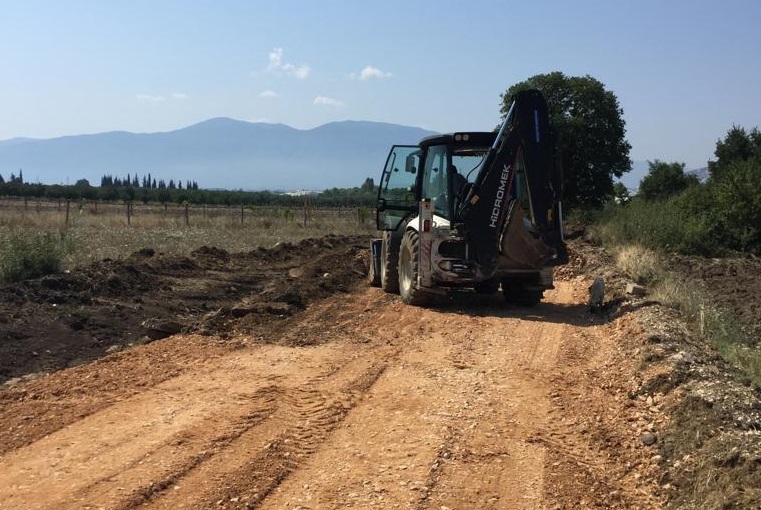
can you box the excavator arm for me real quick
[457,89,567,274]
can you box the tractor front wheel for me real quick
[380,231,400,294]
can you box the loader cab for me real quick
[376,132,494,231]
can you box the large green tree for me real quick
[708,125,761,179]
[502,72,631,208]
[639,160,699,201]
[707,125,761,252]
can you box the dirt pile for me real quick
[666,254,761,339]
[569,237,761,509]
[0,234,369,384]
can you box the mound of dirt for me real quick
[665,254,761,340]
[0,234,370,384]
[569,236,761,509]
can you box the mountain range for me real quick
[0,119,708,192]
[0,119,438,191]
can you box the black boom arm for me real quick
[457,89,565,273]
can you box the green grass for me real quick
[0,230,69,283]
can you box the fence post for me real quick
[126,201,132,225]
[65,199,71,226]
[240,204,244,225]
[184,202,190,226]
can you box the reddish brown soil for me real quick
[0,235,759,509]
[666,254,761,340]
[0,235,366,383]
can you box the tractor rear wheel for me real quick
[399,230,431,306]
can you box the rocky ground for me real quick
[0,234,759,509]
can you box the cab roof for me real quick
[418,131,496,148]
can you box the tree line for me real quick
[595,125,761,255]
[503,71,759,255]
[99,173,199,191]
[0,171,378,208]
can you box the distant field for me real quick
[0,198,375,269]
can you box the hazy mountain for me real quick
[0,137,37,147]
[687,166,709,182]
[0,119,438,190]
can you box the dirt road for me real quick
[0,259,666,509]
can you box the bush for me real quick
[614,245,660,284]
[588,193,724,257]
[710,159,761,253]
[639,160,699,201]
[0,231,67,283]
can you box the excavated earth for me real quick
[1,234,759,509]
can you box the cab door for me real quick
[376,145,421,231]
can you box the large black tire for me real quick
[502,277,543,307]
[398,230,431,306]
[380,231,400,294]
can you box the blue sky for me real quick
[1,0,759,170]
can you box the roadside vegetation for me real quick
[587,125,761,385]
[504,72,761,386]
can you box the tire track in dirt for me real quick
[418,285,577,510]
[0,331,394,510]
[257,284,579,510]
[535,317,666,509]
[0,336,237,457]
[0,277,665,509]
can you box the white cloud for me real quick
[259,89,279,98]
[351,65,392,80]
[266,47,310,79]
[136,94,165,102]
[172,92,188,100]
[313,96,346,108]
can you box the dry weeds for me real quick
[0,199,374,269]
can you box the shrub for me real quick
[0,231,67,283]
[614,245,660,284]
[710,159,761,253]
[588,195,723,257]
